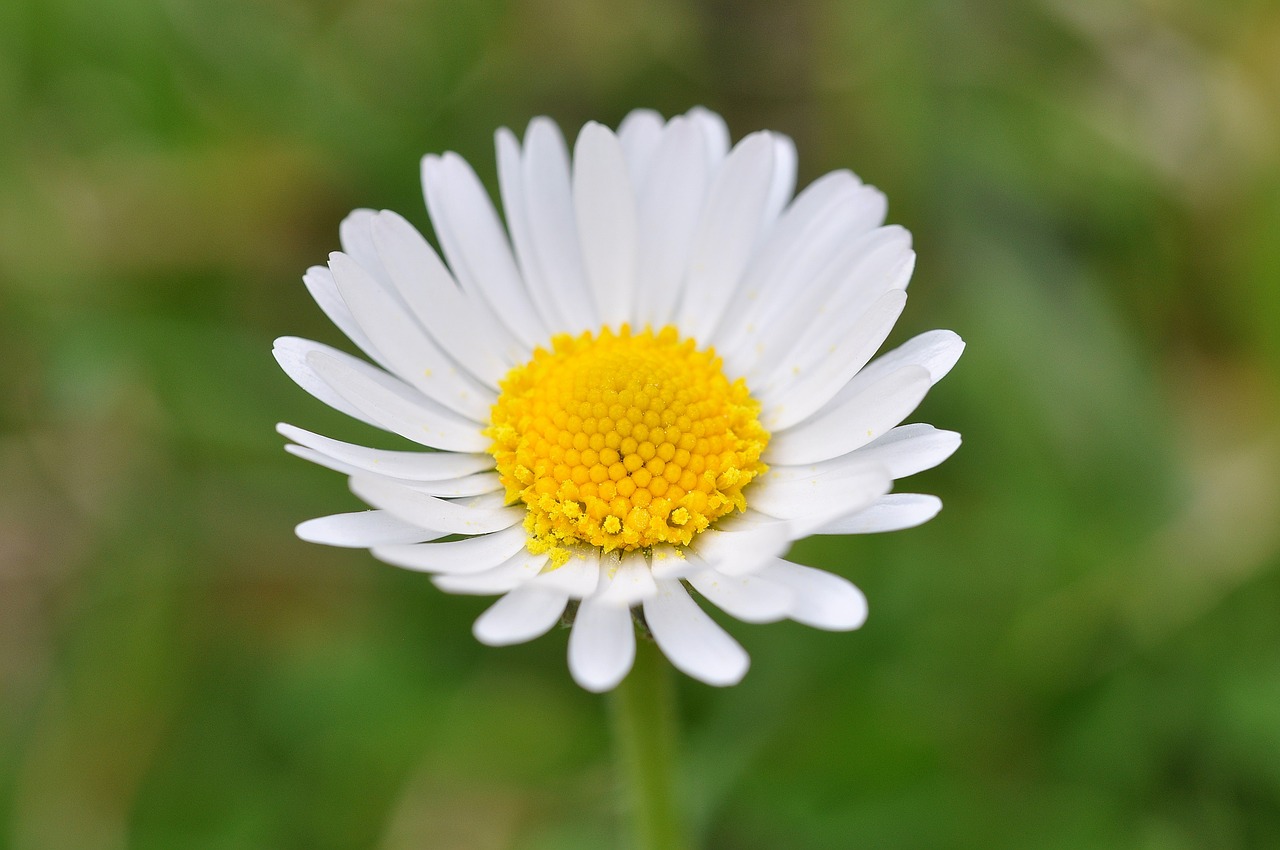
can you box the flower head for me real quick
[275,108,963,692]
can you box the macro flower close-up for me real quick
[10,2,1280,846]
[275,106,962,693]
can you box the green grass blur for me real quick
[2,0,1279,847]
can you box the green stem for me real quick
[609,636,692,850]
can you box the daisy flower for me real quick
[275,107,962,692]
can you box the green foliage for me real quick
[2,0,1278,847]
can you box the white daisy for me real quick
[275,107,963,692]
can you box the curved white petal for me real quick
[473,584,568,646]
[350,475,522,535]
[301,265,383,368]
[675,132,776,342]
[813,493,942,535]
[273,337,381,430]
[338,209,388,278]
[495,127,564,333]
[521,117,597,334]
[748,466,892,536]
[284,445,499,496]
[305,349,488,453]
[686,106,729,168]
[277,423,492,481]
[568,591,636,692]
[855,329,964,387]
[730,223,906,380]
[568,604,635,693]
[596,550,659,606]
[633,116,711,328]
[371,524,528,574]
[421,152,547,349]
[849,423,962,480]
[759,288,908,430]
[432,551,548,595]
[763,133,797,227]
[648,544,694,580]
[760,453,881,484]
[765,365,932,465]
[766,424,959,488]
[714,172,879,361]
[371,210,515,384]
[643,580,749,687]
[534,548,601,598]
[756,559,868,631]
[396,472,502,498]
[686,517,793,577]
[820,329,965,417]
[686,564,792,624]
[329,251,495,422]
[617,108,665,183]
[573,122,639,327]
[295,510,445,548]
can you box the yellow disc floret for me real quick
[486,325,769,566]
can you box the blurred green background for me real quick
[3,0,1279,847]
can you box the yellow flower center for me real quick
[486,325,769,566]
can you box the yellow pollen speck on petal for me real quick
[486,324,769,555]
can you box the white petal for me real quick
[675,132,776,342]
[350,475,522,535]
[473,584,568,646]
[854,329,964,387]
[759,288,908,430]
[757,239,914,395]
[766,423,960,484]
[573,122,639,327]
[397,472,501,498]
[765,365,932,465]
[521,117,597,334]
[495,127,566,332]
[432,551,548,595]
[534,548,601,598]
[819,329,965,419]
[748,466,892,536]
[760,453,881,484]
[686,564,792,624]
[813,493,942,535]
[648,544,694,580]
[687,517,793,577]
[568,591,636,692]
[596,551,659,606]
[714,172,879,361]
[301,265,383,368]
[729,223,906,380]
[372,525,528,574]
[685,106,730,168]
[421,152,548,349]
[338,209,387,279]
[371,210,515,385]
[643,580,749,687]
[273,337,381,429]
[756,559,867,630]
[295,510,445,548]
[763,133,797,227]
[305,349,488,453]
[850,423,962,479]
[277,423,492,480]
[283,444,500,496]
[632,116,711,328]
[616,108,665,184]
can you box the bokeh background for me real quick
[3,0,1280,847]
